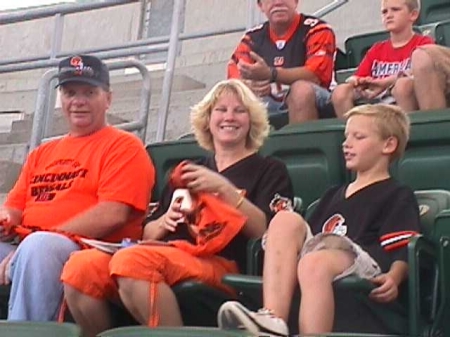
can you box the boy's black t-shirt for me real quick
[308,178,420,273]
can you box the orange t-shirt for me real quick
[5,126,155,242]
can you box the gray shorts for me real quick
[301,223,381,281]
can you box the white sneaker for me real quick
[218,301,289,336]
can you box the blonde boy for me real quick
[218,104,421,336]
[332,0,434,117]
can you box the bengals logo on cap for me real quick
[70,56,83,75]
[70,56,83,67]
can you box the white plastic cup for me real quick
[170,188,193,223]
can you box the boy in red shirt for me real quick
[332,0,433,117]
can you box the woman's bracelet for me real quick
[236,192,245,209]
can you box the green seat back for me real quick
[390,109,450,191]
[146,140,208,200]
[418,0,450,25]
[0,321,80,337]
[429,209,450,336]
[98,326,251,337]
[305,199,320,221]
[335,68,356,84]
[335,47,349,71]
[435,19,450,46]
[345,31,390,68]
[414,189,450,237]
[172,281,233,327]
[263,119,347,206]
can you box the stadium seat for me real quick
[335,68,356,84]
[262,118,347,206]
[434,19,450,46]
[391,109,450,191]
[146,139,208,200]
[0,321,80,337]
[419,209,450,337]
[417,0,450,25]
[345,30,390,68]
[97,326,251,337]
[334,47,349,71]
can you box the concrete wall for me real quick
[0,2,141,61]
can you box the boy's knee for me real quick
[268,211,307,239]
[297,250,353,284]
[331,83,353,104]
[391,77,414,99]
[412,48,434,73]
[298,252,328,282]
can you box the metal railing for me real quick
[0,0,349,149]
[29,59,151,151]
[0,0,140,61]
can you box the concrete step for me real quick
[0,144,28,193]
[0,71,206,115]
[0,87,208,145]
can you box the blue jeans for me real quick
[263,83,332,117]
[0,232,79,321]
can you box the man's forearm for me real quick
[58,201,137,239]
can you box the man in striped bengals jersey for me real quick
[218,104,420,336]
[228,0,336,125]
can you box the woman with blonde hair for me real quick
[61,79,293,336]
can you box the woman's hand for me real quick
[181,163,234,195]
[160,198,185,233]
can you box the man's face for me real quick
[258,0,299,26]
[60,83,111,137]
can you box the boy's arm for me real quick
[370,186,420,303]
[358,75,397,99]
[369,260,408,303]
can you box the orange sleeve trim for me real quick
[227,35,253,79]
[304,26,336,88]
[380,230,418,251]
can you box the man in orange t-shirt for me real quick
[228,0,336,124]
[0,54,155,321]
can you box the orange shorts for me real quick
[61,248,117,300]
[61,245,239,300]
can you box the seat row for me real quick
[148,108,450,208]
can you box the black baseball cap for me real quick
[57,54,110,90]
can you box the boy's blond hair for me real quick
[404,0,420,12]
[344,104,410,161]
[190,79,270,152]
[382,0,420,12]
